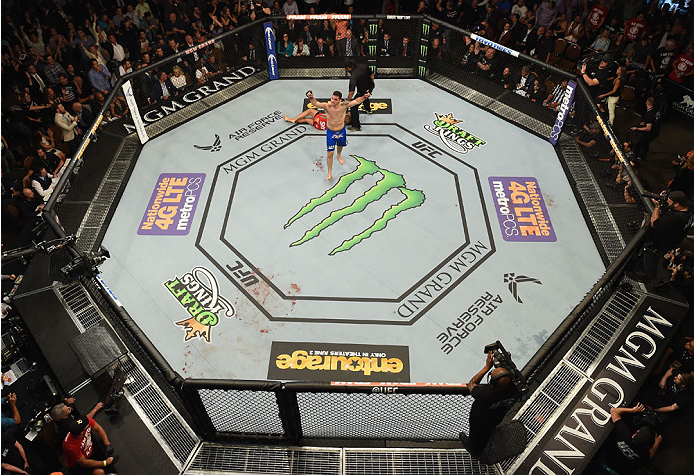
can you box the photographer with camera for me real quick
[636,191,692,282]
[459,350,519,456]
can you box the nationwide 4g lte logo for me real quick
[284,155,425,255]
[423,112,486,154]
[164,266,236,342]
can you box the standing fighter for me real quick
[345,59,375,132]
[307,89,370,180]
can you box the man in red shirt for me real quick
[62,417,118,474]
[586,0,609,33]
[668,46,694,84]
[624,13,647,43]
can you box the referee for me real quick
[345,59,374,132]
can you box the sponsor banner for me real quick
[302,98,393,114]
[518,298,688,475]
[95,275,122,307]
[122,80,149,144]
[263,22,278,80]
[164,266,236,342]
[489,177,556,242]
[549,80,576,145]
[122,66,258,134]
[470,33,520,57]
[229,110,284,140]
[287,14,351,20]
[423,112,486,154]
[138,173,205,235]
[673,93,694,119]
[268,342,410,382]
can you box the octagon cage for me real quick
[38,13,655,472]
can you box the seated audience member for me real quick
[152,71,178,101]
[529,80,547,102]
[195,59,209,84]
[293,36,310,56]
[277,33,293,57]
[50,397,104,439]
[654,250,694,292]
[1,431,58,474]
[31,166,56,198]
[655,336,694,380]
[1,393,21,437]
[643,371,694,424]
[512,65,536,97]
[169,66,188,89]
[109,95,129,120]
[499,67,514,88]
[36,147,65,177]
[63,417,118,475]
[476,48,499,80]
[605,404,662,473]
[73,102,96,134]
[575,122,601,149]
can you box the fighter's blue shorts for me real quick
[326,127,347,152]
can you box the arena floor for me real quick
[98,79,605,383]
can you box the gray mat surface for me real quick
[100,79,605,383]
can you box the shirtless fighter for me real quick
[306,89,371,180]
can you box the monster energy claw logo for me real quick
[418,65,426,77]
[422,23,430,36]
[420,45,428,56]
[284,155,425,255]
[369,45,376,55]
[369,23,378,35]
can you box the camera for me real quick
[642,190,669,208]
[483,340,529,394]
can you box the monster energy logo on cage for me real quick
[284,155,425,255]
[370,65,377,74]
[369,23,378,35]
[369,45,376,55]
[422,23,430,36]
[420,45,428,56]
[418,65,427,77]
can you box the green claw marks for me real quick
[284,155,426,255]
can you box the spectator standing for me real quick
[631,96,661,160]
[54,102,80,155]
[43,54,66,86]
[283,0,300,15]
[87,59,112,95]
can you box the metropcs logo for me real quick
[164,266,236,342]
[284,155,425,255]
[423,112,486,154]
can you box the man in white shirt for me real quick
[106,34,126,63]
[283,0,300,15]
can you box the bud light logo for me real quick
[549,81,576,145]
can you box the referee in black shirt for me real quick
[345,59,374,131]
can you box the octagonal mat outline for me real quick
[195,122,496,325]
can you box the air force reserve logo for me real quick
[194,134,222,152]
[424,112,486,154]
[284,155,425,255]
